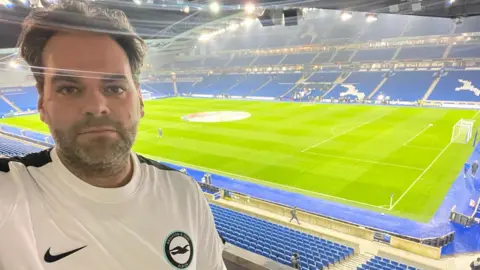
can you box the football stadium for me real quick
[1,0,480,269]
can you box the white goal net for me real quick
[451,119,475,144]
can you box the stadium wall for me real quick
[212,197,361,253]
[390,237,441,259]
[228,193,372,244]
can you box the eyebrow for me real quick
[49,72,128,84]
[50,71,80,85]
[102,74,128,83]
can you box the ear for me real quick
[36,85,48,124]
[135,82,144,118]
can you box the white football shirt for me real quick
[0,148,226,270]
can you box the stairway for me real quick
[367,77,388,99]
[328,253,374,270]
[328,50,338,63]
[278,54,288,65]
[248,78,272,96]
[249,55,259,66]
[224,55,235,67]
[223,78,245,94]
[442,44,453,59]
[422,76,441,101]
[281,73,313,98]
[1,95,21,112]
[391,47,402,61]
[321,72,352,98]
[348,50,358,62]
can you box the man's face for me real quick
[39,32,144,166]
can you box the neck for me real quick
[56,149,133,188]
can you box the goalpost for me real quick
[451,119,475,144]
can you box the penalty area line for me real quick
[301,113,388,153]
[402,124,433,147]
[140,153,386,210]
[389,142,452,211]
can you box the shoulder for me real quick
[136,154,198,188]
[136,154,178,172]
[0,149,52,173]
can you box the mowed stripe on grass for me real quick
[1,97,477,222]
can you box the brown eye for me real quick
[57,86,80,95]
[105,86,126,94]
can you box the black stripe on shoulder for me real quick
[0,149,53,173]
[137,155,177,171]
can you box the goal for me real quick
[451,119,475,144]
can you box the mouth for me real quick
[78,127,117,135]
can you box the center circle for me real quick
[181,111,251,123]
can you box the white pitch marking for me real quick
[389,142,452,210]
[402,124,433,146]
[303,151,425,171]
[472,110,480,120]
[141,153,386,209]
[301,113,388,153]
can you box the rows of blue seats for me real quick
[0,136,43,157]
[358,256,421,270]
[325,72,385,99]
[211,204,354,270]
[252,73,302,97]
[3,86,38,111]
[428,70,480,102]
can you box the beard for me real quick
[52,115,138,171]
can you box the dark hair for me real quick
[17,0,146,92]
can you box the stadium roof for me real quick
[0,0,479,52]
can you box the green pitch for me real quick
[1,97,478,222]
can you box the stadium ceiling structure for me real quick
[0,0,479,53]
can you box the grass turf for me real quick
[1,97,478,222]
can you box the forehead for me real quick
[42,32,131,78]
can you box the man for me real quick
[0,1,225,269]
[289,206,301,225]
[465,161,471,179]
[472,160,479,178]
[290,252,300,269]
[471,257,480,270]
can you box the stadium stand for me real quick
[428,70,480,102]
[250,73,302,97]
[0,136,43,156]
[0,98,17,115]
[396,46,446,60]
[311,51,334,64]
[307,72,342,83]
[448,44,480,59]
[358,256,421,270]
[453,16,480,34]
[351,48,396,62]
[227,56,256,67]
[227,74,271,96]
[204,57,230,67]
[211,204,355,269]
[281,53,317,65]
[2,86,38,111]
[331,50,355,62]
[325,72,386,99]
[402,16,453,37]
[193,74,246,95]
[252,55,284,66]
[141,82,175,96]
[373,71,435,101]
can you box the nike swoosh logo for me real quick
[44,245,87,263]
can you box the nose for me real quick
[81,88,110,117]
